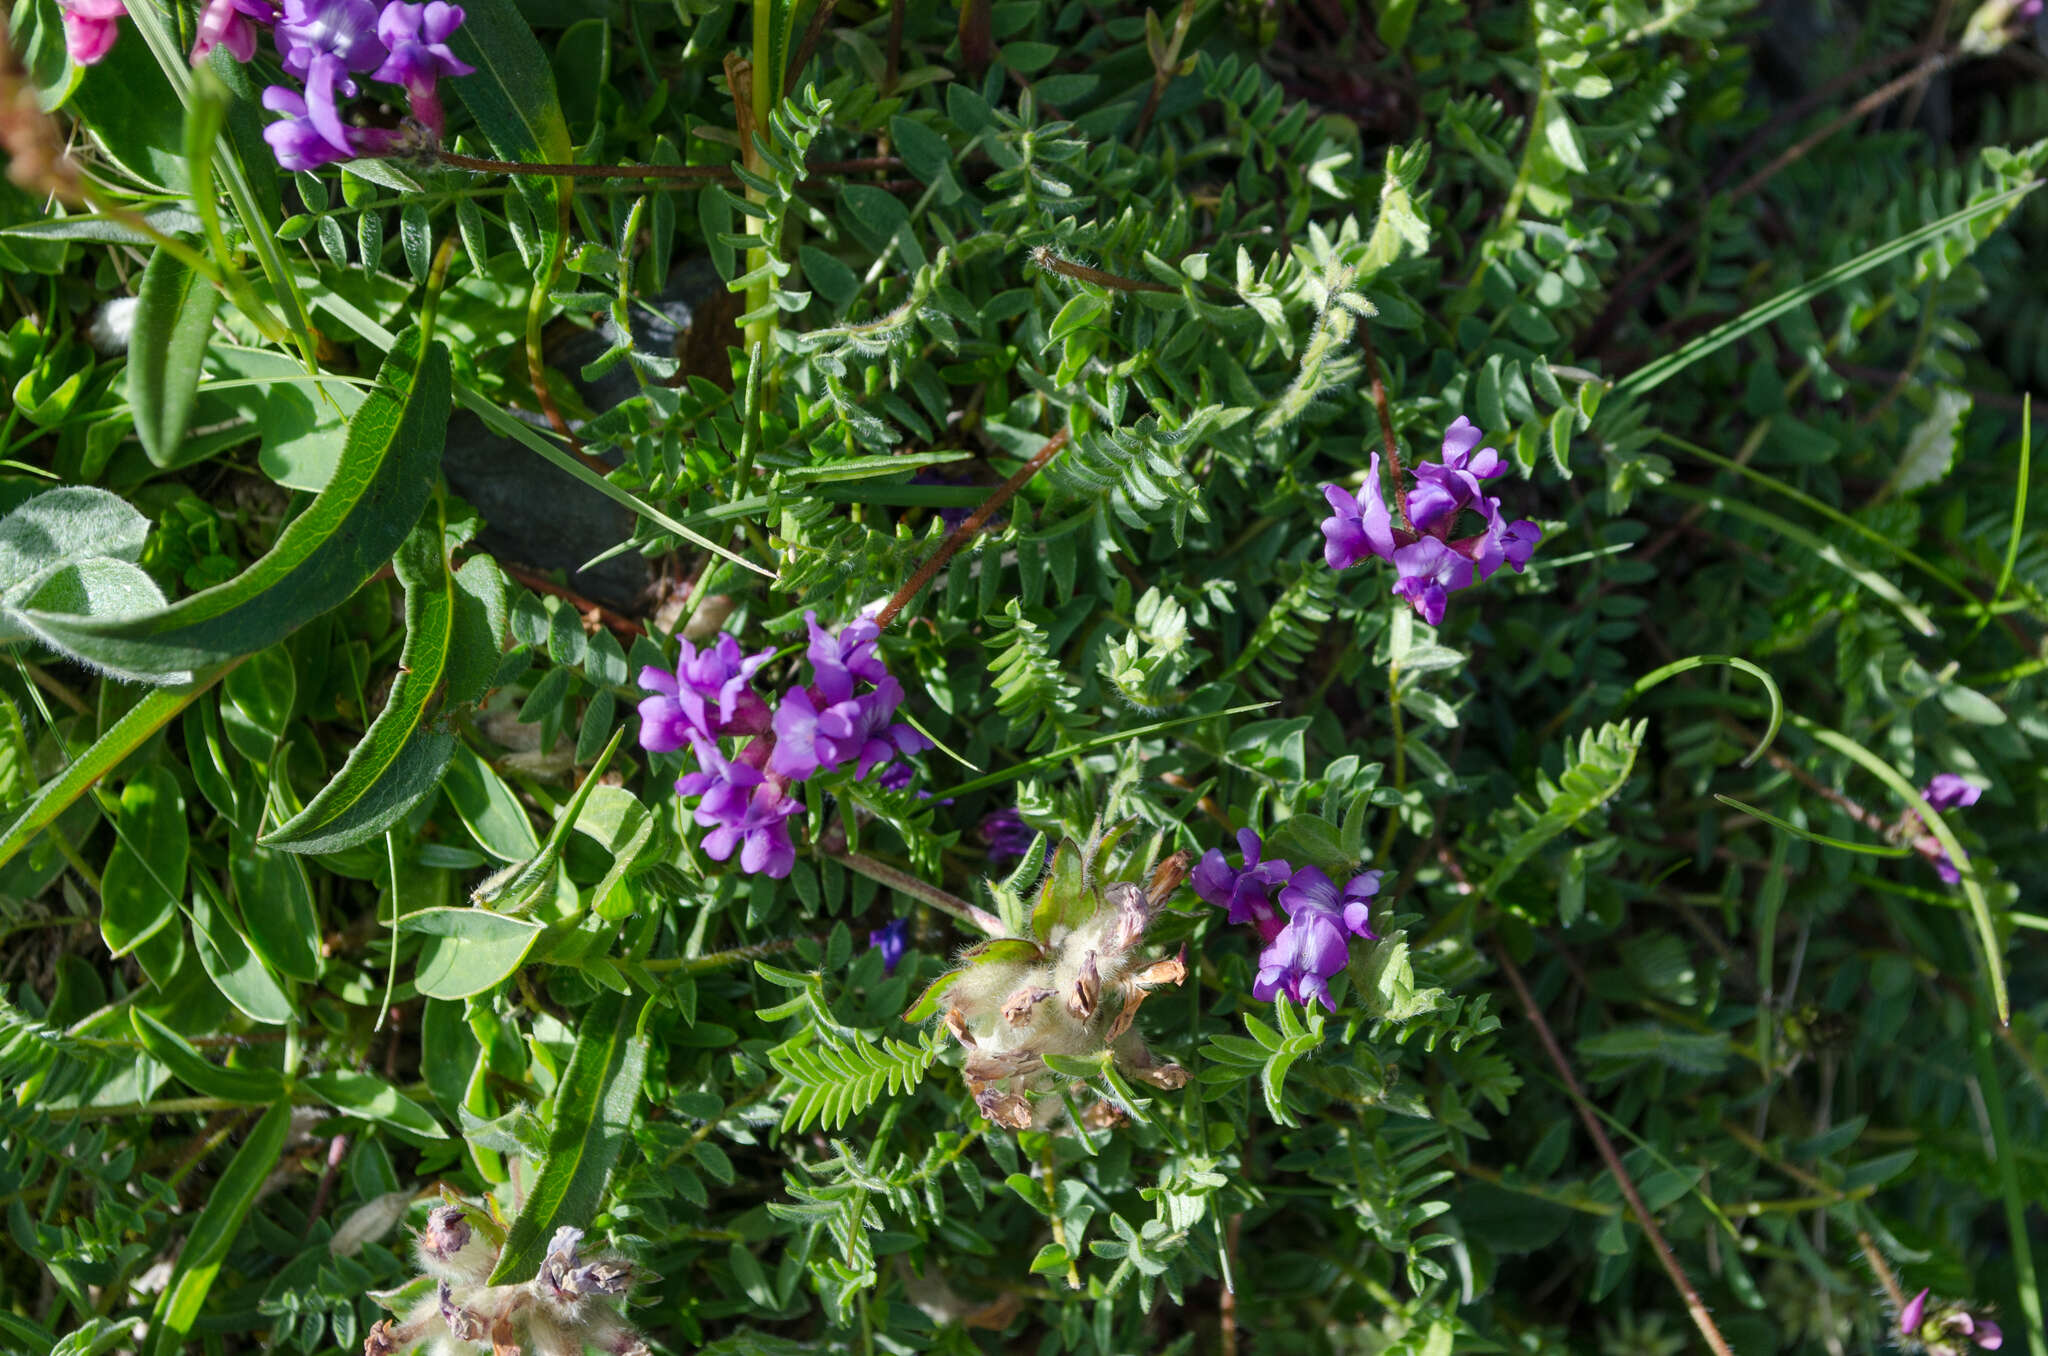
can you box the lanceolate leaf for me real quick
[0,671,229,872]
[262,510,506,854]
[146,1098,292,1356]
[129,245,221,469]
[487,991,648,1283]
[447,0,572,218]
[18,329,450,679]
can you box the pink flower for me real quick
[61,0,126,65]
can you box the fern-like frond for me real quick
[769,1032,938,1133]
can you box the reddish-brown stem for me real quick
[426,150,904,185]
[1358,326,1411,531]
[302,1134,349,1241]
[1493,945,1737,1356]
[1723,50,1956,203]
[874,428,1072,629]
[784,0,840,97]
[1032,248,1176,294]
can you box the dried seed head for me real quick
[1065,950,1101,1021]
[422,1205,472,1259]
[1003,985,1055,1026]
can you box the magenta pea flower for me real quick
[273,0,389,155]
[373,1,473,136]
[1252,867,1383,1012]
[191,0,278,62]
[1901,1287,2005,1352]
[60,0,127,65]
[1192,829,1293,935]
[1318,415,1543,626]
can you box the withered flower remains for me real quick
[906,825,1192,1129]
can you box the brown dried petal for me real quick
[1065,950,1100,1021]
[1146,850,1194,906]
[1003,986,1055,1026]
[438,1282,487,1342]
[1134,949,1188,989]
[364,1319,402,1356]
[976,1087,1034,1129]
[1101,882,1151,953]
[1133,1060,1189,1089]
[1081,1100,1128,1131]
[1105,987,1148,1042]
[944,1006,978,1048]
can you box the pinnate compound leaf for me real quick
[487,991,648,1283]
[16,329,450,680]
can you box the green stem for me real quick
[746,0,776,355]
[1975,1023,2048,1356]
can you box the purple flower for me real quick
[373,1,472,136]
[805,610,889,703]
[1901,1288,2006,1351]
[260,86,394,169]
[1923,774,1984,813]
[1192,829,1292,930]
[1320,455,1398,569]
[61,0,126,65]
[876,761,916,792]
[981,808,1039,865]
[191,0,276,63]
[1406,416,1505,531]
[634,635,773,755]
[869,916,910,975]
[1916,773,1985,883]
[1391,537,1474,627]
[1252,867,1382,1012]
[676,739,800,878]
[1277,866,1383,939]
[1458,496,1543,581]
[2019,0,2042,20]
[769,618,926,782]
[274,0,387,153]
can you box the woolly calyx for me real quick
[365,1201,647,1356]
[905,829,1192,1130]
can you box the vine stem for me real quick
[1493,945,1738,1356]
[827,846,1005,937]
[874,428,1071,629]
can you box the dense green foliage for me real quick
[1,0,2045,1353]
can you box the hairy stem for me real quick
[875,428,1071,628]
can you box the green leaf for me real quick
[184,871,292,1024]
[1617,183,2039,399]
[447,0,572,219]
[470,727,626,914]
[402,906,545,999]
[1475,721,1646,905]
[97,765,187,986]
[229,832,322,983]
[17,330,450,679]
[0,671,227,871]
[262,512,489,853]
[901,968,964,1024]
[128,246,220,469]
[772,1033,937,1133]
[0,486,150,599]
[301,1070,448,1139]
[130,1009,284,1103]
[145,1099,292,1356]
[1032,839,1089,940]
[487,991,648,1283]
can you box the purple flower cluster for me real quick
[634,613,929,880]
[1917,773,1985,884]
[1901,1287,2004,1352]
[980,808,1043,866]
[162,0,475,170]
[1320,416,1543,626]
[1193,829,1382,1012]
[869,917,910,975]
